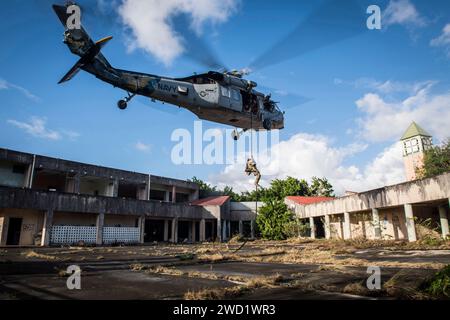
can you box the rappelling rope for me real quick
[250,111,258,224]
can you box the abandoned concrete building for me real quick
[0,148,256,246]
[286,122,450,242]
[1,122,448,246]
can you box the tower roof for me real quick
[400,122,432,140]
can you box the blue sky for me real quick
[1,0,450,194]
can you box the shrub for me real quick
[420,265,450,298]
[256,199,293,240]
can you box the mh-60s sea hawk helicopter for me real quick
[52,4,284,139]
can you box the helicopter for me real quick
[52,4,284,140]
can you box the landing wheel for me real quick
[231,129,240,141]
[118,100,128,110]
[263,119,272,130]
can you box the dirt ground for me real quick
[0,239,449,300]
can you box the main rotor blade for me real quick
[171,14,227,71]
[259,85,312,110]
[249,0,367,72]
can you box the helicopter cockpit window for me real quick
[221,86,230,98]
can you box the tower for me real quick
[400,122,433,181]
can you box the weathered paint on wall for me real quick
[53,212,97,226]
[0,209,44,245]
[104,214,138,227]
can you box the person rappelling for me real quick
[245,156,261,187]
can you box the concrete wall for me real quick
[329,215,344,240]
[53,212,97,226]
[378,208,408,240]
[349,211,375,240]
[104,214,138,227]
[0,209,44,246]
[229,202,258,221]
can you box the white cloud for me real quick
[430,23,450,57]
[383,0,426,28]
[7,117,79,141]
[62,130,81,141]
[209,133,405,195]
[355,83,450,142]
[135,141,151,152]
[118,0,238,65]
[339,142,405,192]
[0,77,40,102]
[334,77,434,95]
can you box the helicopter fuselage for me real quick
[84,58,284,130]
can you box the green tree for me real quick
[417,139,450,179]
[256,199,293,240]
[188,177,217,192]
[309,177,335,197]
[268,176,309,200]
[222,186,241,201]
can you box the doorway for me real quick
[314,218,325,239]
[144,220,165,242]
[6,218,23,245]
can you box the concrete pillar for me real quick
[112,179,119,197]
[250,220,255,239]
[164,191,170,203]
[238,220,244,237]
[191,221,196,242]
[324,215,331,239]
[171,217,178,243]
[163,220,169,242]
[41,209,54,246]
[199,219,206,242]
[96,213,105,246]
[73,174,80,194]
[439,203,449,239]
[0,217,6,246]
[404,204,417,242]
[138,216,145,244]
[309,217,316,239]
[26,155,36,188]
[343,212,351,240]
[372,208,381,239]
[217,219,222,242]
[172,186,177,203]
[222,220,227,241]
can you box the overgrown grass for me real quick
[22,250,60,261]
[184,274,284,300]
[420,265,450,298]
